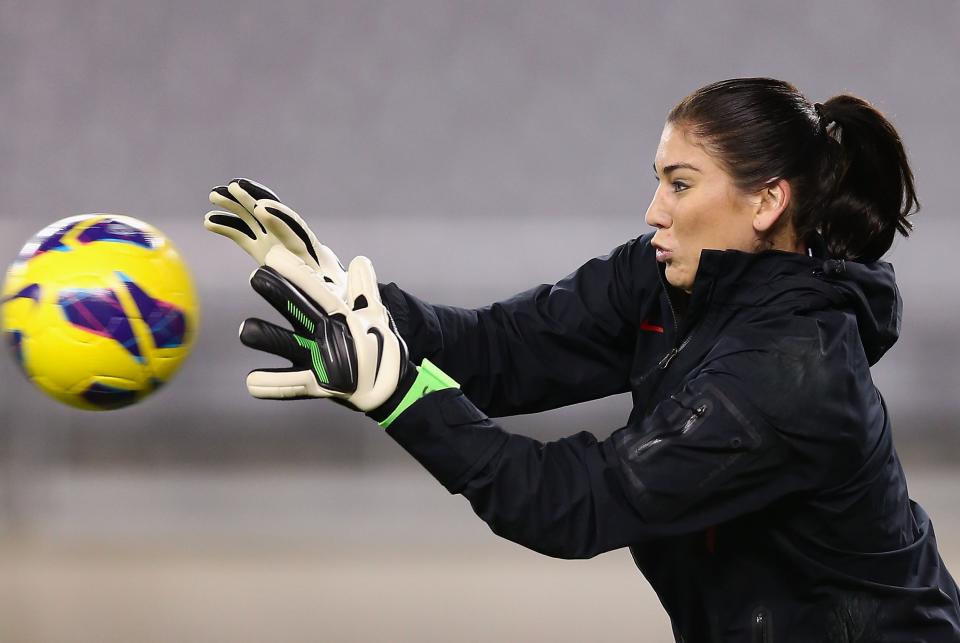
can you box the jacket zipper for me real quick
[752,607,772,643]
[638,323,699,383]
[638,269,701,382]
[633,401,707,456]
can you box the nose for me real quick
[644,188,672,229]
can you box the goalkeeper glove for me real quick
[204,178,348,300]
[241,246,457,424]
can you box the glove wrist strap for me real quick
[376,358,459,428]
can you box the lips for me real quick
[652,241,673,263]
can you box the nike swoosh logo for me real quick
[367,328,384,379]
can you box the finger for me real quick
[209,185,250,220]
[342,259,395,408]
[254,199,313,239]
[246,368,333,400]
[249,265,327,333]
[263,246,350,317]
[227,178,281,222]
[204,210,257,243]
[253,200,322,270]
[239,317,303,363]
[314,242,347,283]
[233,178,279,202]
[242,317,346,392]
[226,180,268,234]
[254,200,347,285]
[346,256,385,314]
[344,310,403,412]
[242,313,356,394]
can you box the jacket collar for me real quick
[660,248,821,325]
[695,248,820,299]
[669,247,901,365]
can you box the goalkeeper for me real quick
[205,77,960,641]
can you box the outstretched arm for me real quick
[380,233,658,417]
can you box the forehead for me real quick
[654,122,717,172]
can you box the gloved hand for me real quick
[240,246,458,424]
[204,178,348,300]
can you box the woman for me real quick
[207,78,960,641]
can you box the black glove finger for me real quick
[233,178,280,202]
[241,315,357,394]
[206,211,256,241]
[259,204,322,269]
[211,185,241,206]
[249,265,328,333]
[216,182,267,234]
[240,317,306,365]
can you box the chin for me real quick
[664,264,693,293]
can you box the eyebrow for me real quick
[653,162,702,175]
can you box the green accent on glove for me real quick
[378,358,459,429]
[294,334,329,384]
[287,301,315,333]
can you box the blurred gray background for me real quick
[1,1,958,641]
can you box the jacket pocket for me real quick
[611,380,769,524]
[630,395,710,460]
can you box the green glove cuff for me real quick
[378,358,459,429]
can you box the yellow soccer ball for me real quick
[1,215,199,410]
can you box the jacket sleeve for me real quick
[378,234,656,417]
[385,347,839,560]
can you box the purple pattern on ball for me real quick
[119,273,187,348]
[0,283,40,305]
[58,288,143,360]
[5,330,24,370]
[81,382,139,410]
[77,219,156,249]
[18,220,81,261]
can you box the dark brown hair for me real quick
[668,78,918,262]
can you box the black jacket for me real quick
[378,232,960,642]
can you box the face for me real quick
[645,122,765,292]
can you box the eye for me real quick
[672,181,689,193]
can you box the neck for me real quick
[764,227,806,255]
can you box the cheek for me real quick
[671,199,709,250]
[675,189,751,252]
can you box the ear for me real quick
[752,178,791,234]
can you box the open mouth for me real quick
[653,244,673,263]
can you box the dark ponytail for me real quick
[812,95,917,261]
[668,78,918,262]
